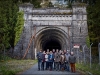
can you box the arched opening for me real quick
[35,27,70,52]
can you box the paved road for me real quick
[20,63,81,75]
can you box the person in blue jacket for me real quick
[48,51,54,71]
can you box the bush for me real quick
[1,70,16,75]
[0,54,12,61]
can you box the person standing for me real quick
[65,51,70,71]
[60,51,66,71]
[59,50,62,70]
[37,49,43,71]
[48,51,54,71]
[69,51,76,73]
[59,50,62,55]
[41,51,46,70]
[45,51,49,70]
[52,49,55,70]
[47,49,49,53]
[64,50,67,54]
[54,49,60,71]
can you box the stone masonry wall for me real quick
[14,3,88,59]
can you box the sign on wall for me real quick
[73,44,80,48]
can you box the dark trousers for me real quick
[45,61,49,70]
[70,63,75,72]
[53,62,55,69]
[55,62,59,71]
[38,61,42,70]
[49,62,53,70]
[41,62,45,70]
[65,62,70,71]
[60,63,65,71]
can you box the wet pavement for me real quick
[20,63,81,75]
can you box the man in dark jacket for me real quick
[65,51,70,71]
[69,51,76,73]
[54,49,60,71]
[37,49,43,71]
[52,49,55,70]
[48,51,54,71]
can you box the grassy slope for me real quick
[0,59,37,75]
[76,63,100,75]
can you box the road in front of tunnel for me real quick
[19,63,81,75]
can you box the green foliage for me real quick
[86,36,90,48]
[76,63,100,75]
[0,0,18,51]
[76,3,87,6]
[32,0,41,8]
[40,0,49,8]
[0,54,12,61]
[48,2,54,7]
[0,0,99,57]
[67,1,72,8]
[0,60,37,75]
[87,0,100,47]
[14,11,24,45]
[1,67,16,75]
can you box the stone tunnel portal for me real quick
[35,27,70,52]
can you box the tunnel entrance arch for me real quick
[13,3,88,59]
[35,26,70,52]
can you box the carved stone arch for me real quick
[34,26,71,51]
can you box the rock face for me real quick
[14,3,88,59]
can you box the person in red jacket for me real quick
[41,51,46,70]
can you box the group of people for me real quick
[37,49,76,73]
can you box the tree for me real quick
[0,0,18,52]
[87,0,100,45]
[48,2,54,7]
[40,0,49,8]
[31,0,41,8]
[14,11,24,46]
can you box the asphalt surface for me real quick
[20,63,81,75]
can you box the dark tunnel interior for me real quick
[42,39,61,51]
